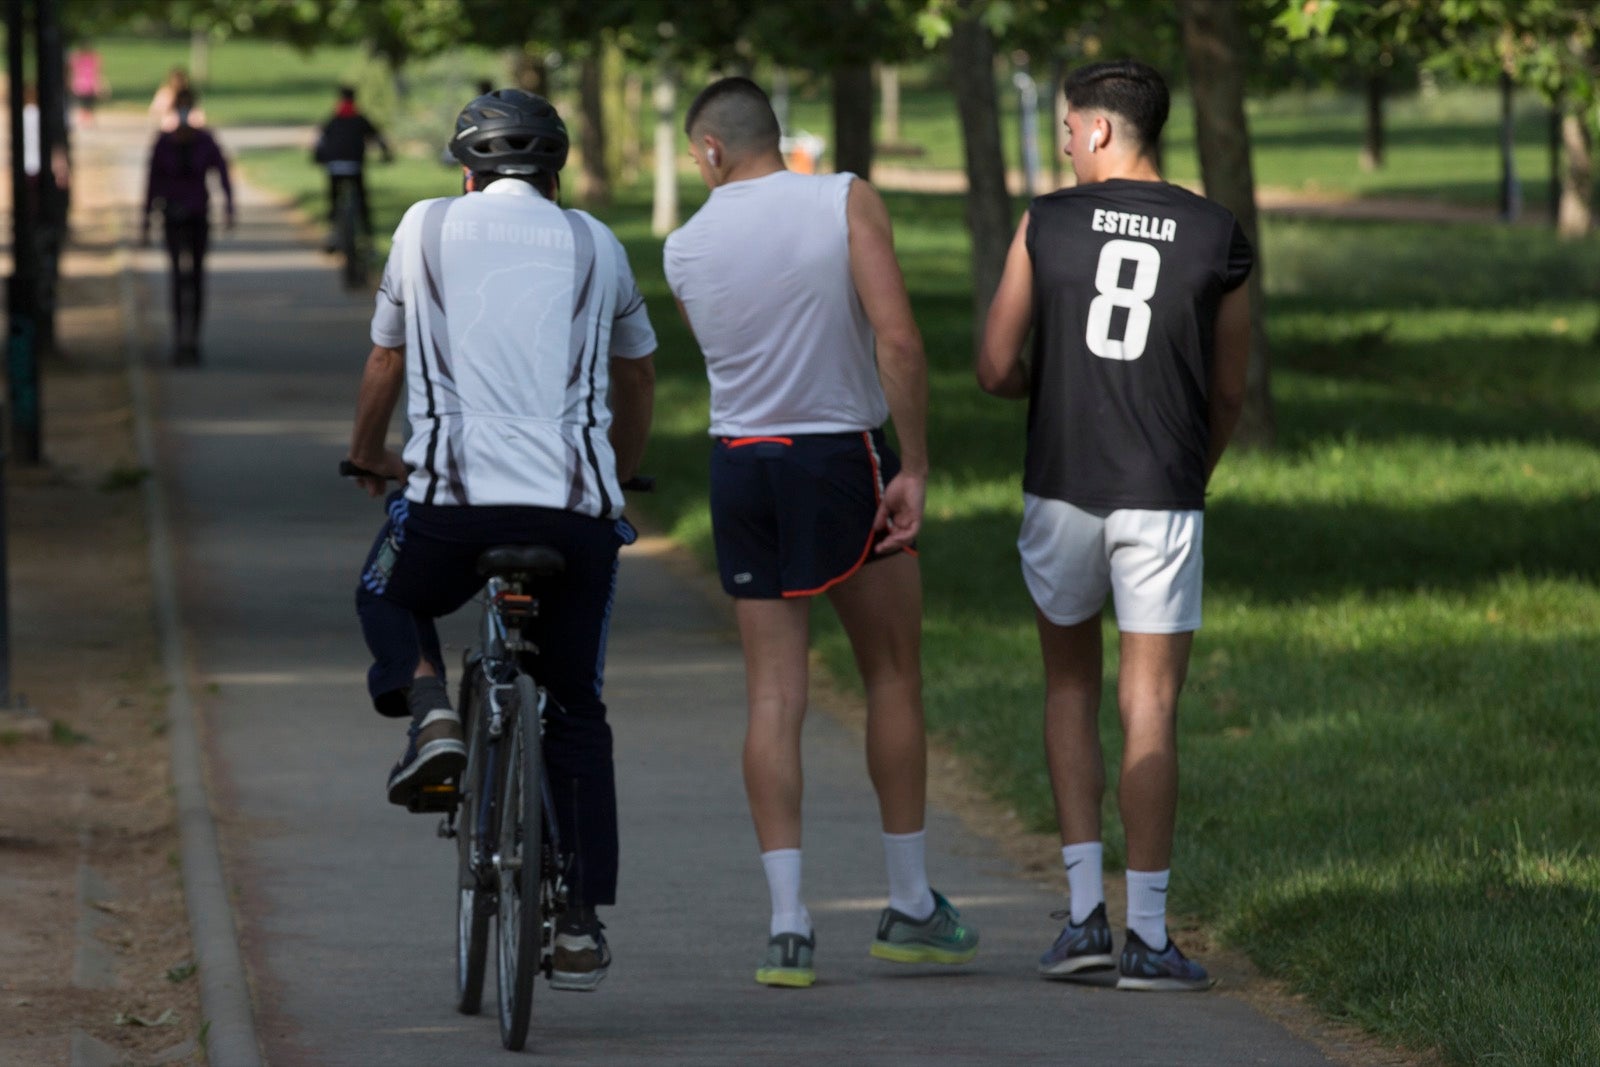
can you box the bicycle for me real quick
[331,177,370,291]
[341,460,650,1051]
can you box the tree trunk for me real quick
[1359,73,1384,172]
[831,61,873,180]
[512,48,548,95]
[1498,70,1521,222]
[1557,108,1593,239]
[621,71,643,186]
[578,39,610,207]
[651,64,678,238]
[1179,0,1274,447]
[879,64,900,145]
[948,3,1011,351]
[1051,54,1067,189]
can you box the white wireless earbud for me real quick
[707,148,719,166]
[1088,129,1101,153]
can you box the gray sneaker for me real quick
[1038,903,1116,977]
[869,890,979,964]
[756,931,815,988]
[385,708,466,806]
[551,910,610,992]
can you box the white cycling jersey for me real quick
[371,179,655,517]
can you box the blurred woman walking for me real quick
[142,89,234,365]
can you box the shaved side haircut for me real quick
[684,76,781,157]
[1062,60,1170,157]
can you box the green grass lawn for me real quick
[239,141,1600,1063]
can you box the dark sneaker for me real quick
[755,931,815,988]
[551,911,610,992]
[869,889,979,965]
[1116,929,1212,992]
[385,709,466,807]
[1038,902,1116,978]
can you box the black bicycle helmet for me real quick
[449,88,569,176]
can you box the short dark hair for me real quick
[684,76,781,156]
[339,85,357,102]
[1062,60,1169,154]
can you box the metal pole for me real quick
[1,0,28,706]
[33,0,61,379]
[8,0,42,465]
[1013,61,1040,198]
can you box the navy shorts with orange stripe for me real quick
[710,428,908,599]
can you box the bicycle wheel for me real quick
[454,664,492,1015]
[495,674,543,1051]
[336,186,367,290]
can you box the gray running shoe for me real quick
[1117,929,1213,992]
[385,708,466,806]
[1039,902,1116,977]
[756,931,816,988]
[869,890,979,964]
[551,910,610,992]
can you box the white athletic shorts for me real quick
[1018,493,1203,633]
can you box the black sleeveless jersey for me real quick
[1024,179,1252,510]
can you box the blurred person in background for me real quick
[313,85,391,252]
[142,89,234,365]
[150,67,204,131]
[68,42,107,126]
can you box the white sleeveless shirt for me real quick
[664,171,889,436]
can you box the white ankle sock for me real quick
[761,848,811,937]
[1061,842,1105,925]
[882,830,935,920]
[1125,868,1170,949]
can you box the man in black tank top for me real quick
[977,59,1253,991]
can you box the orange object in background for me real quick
[789,144,815,174]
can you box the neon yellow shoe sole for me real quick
[755,965,816,988]
[869,941,978,965]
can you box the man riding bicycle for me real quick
[314,86,392,251]
[346,88,657,990]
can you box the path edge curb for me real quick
[117,239,265,1067]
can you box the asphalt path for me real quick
[100,117,1337,1066]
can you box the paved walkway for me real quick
[84,114,1338,1065]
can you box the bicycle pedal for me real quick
[407,783,460,814]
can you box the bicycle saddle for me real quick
[476,545,566,579]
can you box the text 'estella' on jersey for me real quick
[1090,208,1178,243]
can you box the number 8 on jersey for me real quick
[1085,239,1161,361]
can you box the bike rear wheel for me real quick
[454,664,492,1015]
[335,184,368,290]
[495,674,543,1051]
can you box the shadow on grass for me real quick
[1226,863,1600,1065]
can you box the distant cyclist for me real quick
[346,88,656,991]
[313,86,391,251]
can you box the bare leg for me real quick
[1116,631,1194,871]
[826,553,925,835]
[1038,610,1106,846]
[735,597,812,851]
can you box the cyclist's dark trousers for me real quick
[355,492,632,908]
[162,215,209,348]
[327,171,371,234]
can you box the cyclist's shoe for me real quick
[1038,902,1116,978]
[550,909,610,992]
[1116,929,1213,992]
[385,708,466,807]
[869,889,979,965]
[755,930,815,988]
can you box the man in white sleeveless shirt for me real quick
[664,77,978,988]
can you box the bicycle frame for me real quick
[457,576,570,961]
